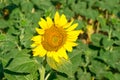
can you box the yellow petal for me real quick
[59,14,67,27]
[53,53,60,63]
[64,41,77,52]
[47,51,60,63]
[86,25,94,38]
[39,45,47,57]
[67,30,80,38]
[66,23,78,31]
[33,45,47,57]
[63,18,74,28]
[33,51,40,56]
[54,11,60,26]
[31,35,42,42]
[79,30,84,34]
[57,47,68,59]
[46,17,53,28]
[31,43,37,47]
[38,18,48,29]
[67,37,78,41]
[67,31,80,41]
[36,28,44,34]
[67,30,83,41]
[47,52,53,57]
[86,25,94,33]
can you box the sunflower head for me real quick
[31,11,82,68]
[41,26,67,52]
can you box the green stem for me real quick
[45,72,51,80]
[39,58,47,80]
[39,66,45,80]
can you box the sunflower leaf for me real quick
[47,57,73,77]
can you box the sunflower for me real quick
[31,11,83,65]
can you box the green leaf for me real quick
[4,73,17,80]
[6,50,38,73]
[91,33,105,47]
[31,0,53,11]
[67,0,75,5]
[75,67,91,80]
[102,37,114,50]
[113,31,120,40]
[3,49,39,80]
[99,49,120,70]
[1,49,19,67]
[75,20,85,30]
[62,7,74,19]
[0,34,6,41]
[114,40,120,46]
[55,74,68,80]
[77,71,91,80]
[71,1,86,14]
[103,72,116,80]
[20,1,33,13]
[11,0,21,5]
[47,57,73,77]
[81,9,99,20]
[0,19,9,28]
[89,60,107,79]
[4,71,39,80]
[114,73,120,80]
[69,49,83,73]
[97,17,110,32]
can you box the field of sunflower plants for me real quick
[0,0,120,80]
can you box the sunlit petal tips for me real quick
[59,14,67,27]
[38,18,48,29]
[35,28,44,34]
[54,11,60,26]
[66,23,78,31]
[31,11,82,69]
[46,17,53,28]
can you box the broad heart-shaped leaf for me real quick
[5,49,38,73]
[47,57,73,78]
[5,58,37,73]
[4,70,39,80]
[4,73,17,80]
[4,49,39,80]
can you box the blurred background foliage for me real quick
[0,0,120,80]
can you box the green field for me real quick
[0,0,120,80]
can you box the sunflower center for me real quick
[42,26,67,51]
